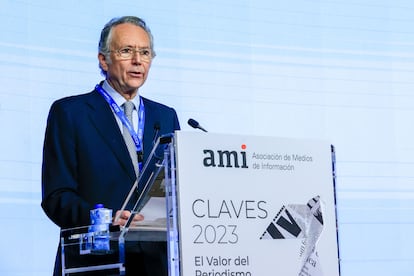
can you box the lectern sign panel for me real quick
[174,131,340,276]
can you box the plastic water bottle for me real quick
[90,204,112,252]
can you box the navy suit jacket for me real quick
[41,87,180,229]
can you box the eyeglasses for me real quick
[111,47,154,62]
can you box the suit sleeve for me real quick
[41,100,93,228]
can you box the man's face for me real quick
[98,23,152,98]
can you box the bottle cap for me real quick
[94,203,104,209]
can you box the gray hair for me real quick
[98,16,156,76]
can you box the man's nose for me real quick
[131,50,142,63]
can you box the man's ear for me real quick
[98,53,109,72]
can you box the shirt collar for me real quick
[102,80,140,109]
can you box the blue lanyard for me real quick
[95,84,145,171]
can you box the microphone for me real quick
[188,118,208,132]
[152,122,161,146]
[152,121,165,161]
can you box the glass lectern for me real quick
[60,134,180,275]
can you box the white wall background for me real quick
[1,0,414,275]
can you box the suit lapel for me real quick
[142,97,158,161]
[86,90,136,180]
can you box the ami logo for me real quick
[202,144,249,168]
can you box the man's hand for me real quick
[113,210,144,226]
